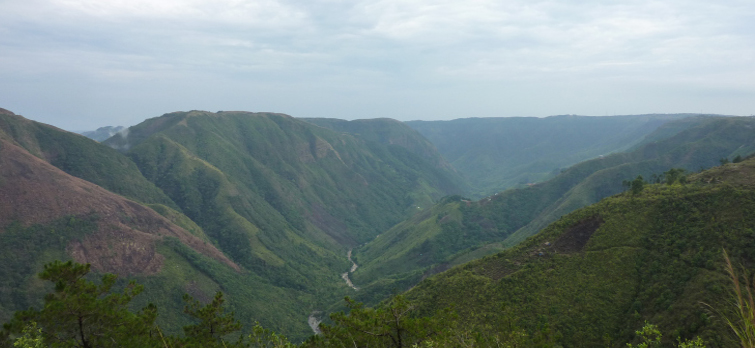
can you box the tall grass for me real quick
[720,249,755,348]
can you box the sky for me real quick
[1,0,754,131]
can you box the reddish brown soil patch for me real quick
[552,216,604,253]
[0,139,240,275]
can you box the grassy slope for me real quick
[406,114,704,197]
[405,158,755,348]
[102,111,465,336]
[352,117,755,300]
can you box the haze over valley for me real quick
[2,0,755,346]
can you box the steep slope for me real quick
[0,137,247,327]
[407,114,704,197]
[301,117,467,206]
[101,110,465,328]
[302,118,459,171]
[352,116,755,299]
[403,159,755,347]
[0,111,378,340]
[0,109,177,209]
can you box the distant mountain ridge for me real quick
[79,126,125,142]
[406,114,708,197]
[301,118,459,171]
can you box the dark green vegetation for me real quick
[406,114,706,197]
[351,116,755,298]
[399,157,755,347]
[2,260,300,348]
[0,216,97,323]
[5,261,159,348]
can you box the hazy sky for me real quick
[1,0,754,130]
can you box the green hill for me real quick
[300,117,468,206]
[101,110,464,337]
[402,158,755,347]
[351,116,755,301]
[302,118,461,173]
[406,114,707,197]
[0,110,331,339]
[0,108,465,341]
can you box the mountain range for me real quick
[2,107,754,345]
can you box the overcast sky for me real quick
[1,0,754,130]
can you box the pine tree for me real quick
[181,291,242,347]
[4,261,159,348]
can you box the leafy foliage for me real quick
[11,322,44,348]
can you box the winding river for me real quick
[341,248,358,290]
[308,249,360,334]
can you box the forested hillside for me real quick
[5,107,755,345]
[102,110,464,336]
[0,108,466,340]
[302,118,462,176]
[4,140,755,348]
[401,157,755,347]
[351,116,755,301]
[406,114,706,197]
[0,110,333,338]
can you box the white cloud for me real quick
[0,0,753,129]
[47,0,310,28]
